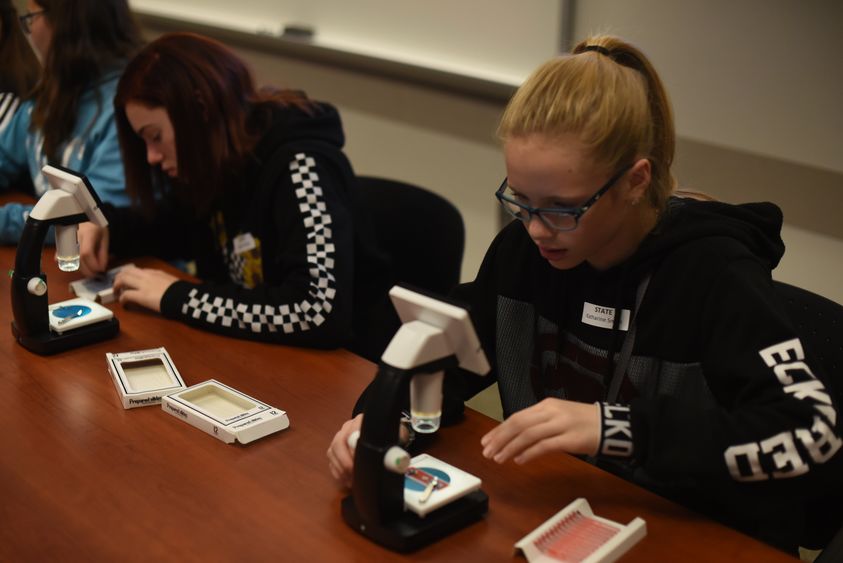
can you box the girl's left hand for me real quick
[480,398,600,465]
[113,265,178,313]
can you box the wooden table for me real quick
[0,245,796,561]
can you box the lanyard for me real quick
[606,273,651,404]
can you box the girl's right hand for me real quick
[77,221,110,277]
[327,414,363,489]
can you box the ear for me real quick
[625,158,651,204]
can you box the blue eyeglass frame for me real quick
[495,162,635,231]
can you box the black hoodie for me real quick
[104,101,395,353]
[444,196,842,551]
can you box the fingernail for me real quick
[493,454,504,463]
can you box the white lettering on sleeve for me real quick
[816,404,838,426]
[724,338,841,484]
[602,440,634,456]
[759,338,804,371]
[783,379,832,405]
[774,361,815,387]
[725,443,768,482]
[796,417,843,463]
[599,404,634,458]
[760,431,809,478]
[604,417,632,440]
[603,404,628,417]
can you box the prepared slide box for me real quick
[106,347,187,409]
[162,380,289,444]
[515,498,646,563]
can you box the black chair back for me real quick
[356,176,464,297]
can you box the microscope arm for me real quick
[341,286,490,552]
[28,189,88,224]
[353,321,457,526]
[10,165,119,355]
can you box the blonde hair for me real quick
[498,35,676,212]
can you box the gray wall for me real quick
[137,0,843,305]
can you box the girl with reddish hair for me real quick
[79,32,394,357]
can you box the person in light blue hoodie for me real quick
[0,0,39,134]
[0,0,143,243]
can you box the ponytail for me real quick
[499,35,676,212]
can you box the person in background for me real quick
[0,0,142,243]
[328,35,843,555]
[77,33,395,357]
[0,0,39,135]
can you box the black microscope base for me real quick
[341,489,488,552]
[12,318,119,355]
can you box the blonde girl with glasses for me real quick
[329,35,842,556]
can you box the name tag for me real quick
[581,302,630,331]
[233,232,257,255]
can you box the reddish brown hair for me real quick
[114,32,312,214]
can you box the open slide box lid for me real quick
[162,379,289,444]
[106,347,186,409]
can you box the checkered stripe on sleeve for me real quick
[180,152,337,334]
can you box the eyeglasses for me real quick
[18,9,46,34]
[495,163,634,232]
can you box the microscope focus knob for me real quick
[27,277,47,296]
[384,446,411,474]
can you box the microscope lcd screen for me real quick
[389,285,490,376]
[41,164,108,227]
[47,164,105,208]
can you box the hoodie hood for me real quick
[212,97,347,227]
[251,98,345,164]
[631,197,785,273]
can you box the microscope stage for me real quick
[49,298,114,335]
